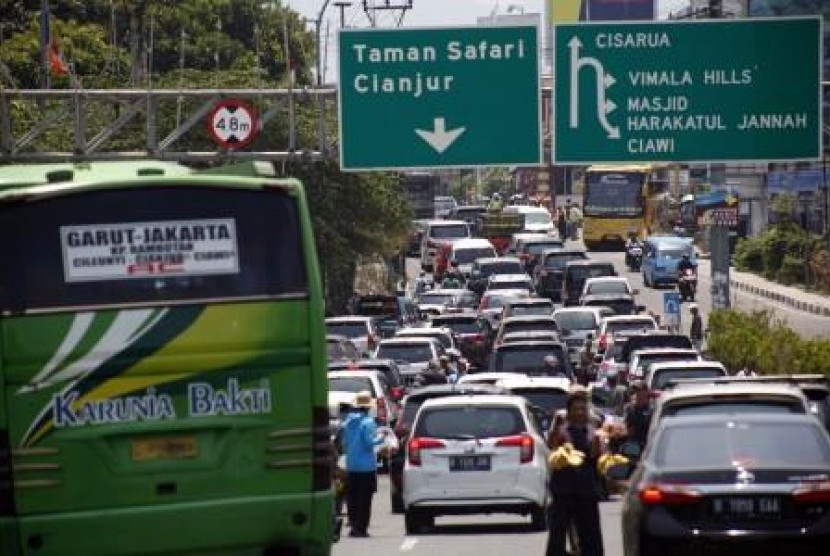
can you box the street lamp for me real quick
[315,0,332,86]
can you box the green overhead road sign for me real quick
[338,25,541,171]
[553,17,821,164]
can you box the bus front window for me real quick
[584,172,645,218]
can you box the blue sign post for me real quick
[663,292,681,329]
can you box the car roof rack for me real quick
[663,374,829,391]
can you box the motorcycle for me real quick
[678,268,698,301]
[626,245,643,272]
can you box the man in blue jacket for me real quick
[341,391,387,537]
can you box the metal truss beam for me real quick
[0,88,337,164]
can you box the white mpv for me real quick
[402,394,550,534]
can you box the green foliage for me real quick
[707,309,830,376]
[1,0,410,312]
[732,222,818,286]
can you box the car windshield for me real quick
[554,311,598,331]
[495,347,567,374]
[511,389,568,415]
[376,344,433,363]
[605,320,656,335]
[510,305,553,317]
[431,224,469,239]
[326,322,367,338]
[433,319,482,334]
[414,406,526,438]
[528,242,563,255]
[479,262,524,276]
[655,421,830,468]
[417,293,455,305]
[586,281,629,295]
[667,401,805,417]
[328,376,375,394]
[455,247,496,264]
[525,212,552,225]
[652,368,726,390]
[637,353,698,371]
[544,254,587,270]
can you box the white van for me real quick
[503,206,555,235]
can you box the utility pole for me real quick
[334,1,352,28]
[315,0,332,86]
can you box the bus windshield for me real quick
[584,172,645,218]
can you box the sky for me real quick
[286,0,691,82]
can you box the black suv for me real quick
[532,248,589,301]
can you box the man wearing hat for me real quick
[689,304,704,352]
[341,391,387,537]
[543,354,570,380]
[545,385,605,556]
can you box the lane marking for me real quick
[400,537,419,552]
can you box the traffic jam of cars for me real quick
[327,207,830,554]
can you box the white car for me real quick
[628,348,703,380]
[325,315,380,355]
[478,289,531,329]
[374,337,445,383]
[448,238,498,277]
[486,273,534,294]
[646,360,728,396]
[395,327,459,356]
[327,369,396,427]
[502,206,556,235]
[402,395,550,534]
[595,315,658,353]
[420,220,471,272]
[580,276,636,299]
[415,290,459,316]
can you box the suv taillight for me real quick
[408,437,446,466]
[793,481,830,504]
[598,334,608,351]
[638,483,701,506]
[0,429,14,516]
[496,433,534,464]
[367,334,377,351]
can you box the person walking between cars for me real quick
[543,354,570,380]
[439,355,459,384]
[689,304,704,352]
[623,381,652,452]
[579,338,597,385]
[341,391,387,538]
[546,386,606,556]
[557,208,568,241]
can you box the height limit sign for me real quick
[207,99,259,149]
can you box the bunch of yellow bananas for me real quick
[547,442,586,470]
[597,453,630,476]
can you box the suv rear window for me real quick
[543,253,588,270]
[326,322,369,338]
[479,261,524,277]
[509,388,568,415]
[376,343,434,363]
[430,224,469,239]
[503,321,557,335]
[605,320,656,336]
[329,376,376,395]
[655,421,830,468]
[415,406,525,438]
[0,187,306,313]
[637,353,699,373]
[494,346,567,374]
[431,318,482,335]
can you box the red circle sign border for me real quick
[206,98,260,150]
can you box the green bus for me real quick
[0,161,333,555]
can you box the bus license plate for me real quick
[449,455,491,472]
[711,496,781,519]
[132,436,198,462]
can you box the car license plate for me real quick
[449,455,491,472]
[132,436,198,462]
[711,496,782,519]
